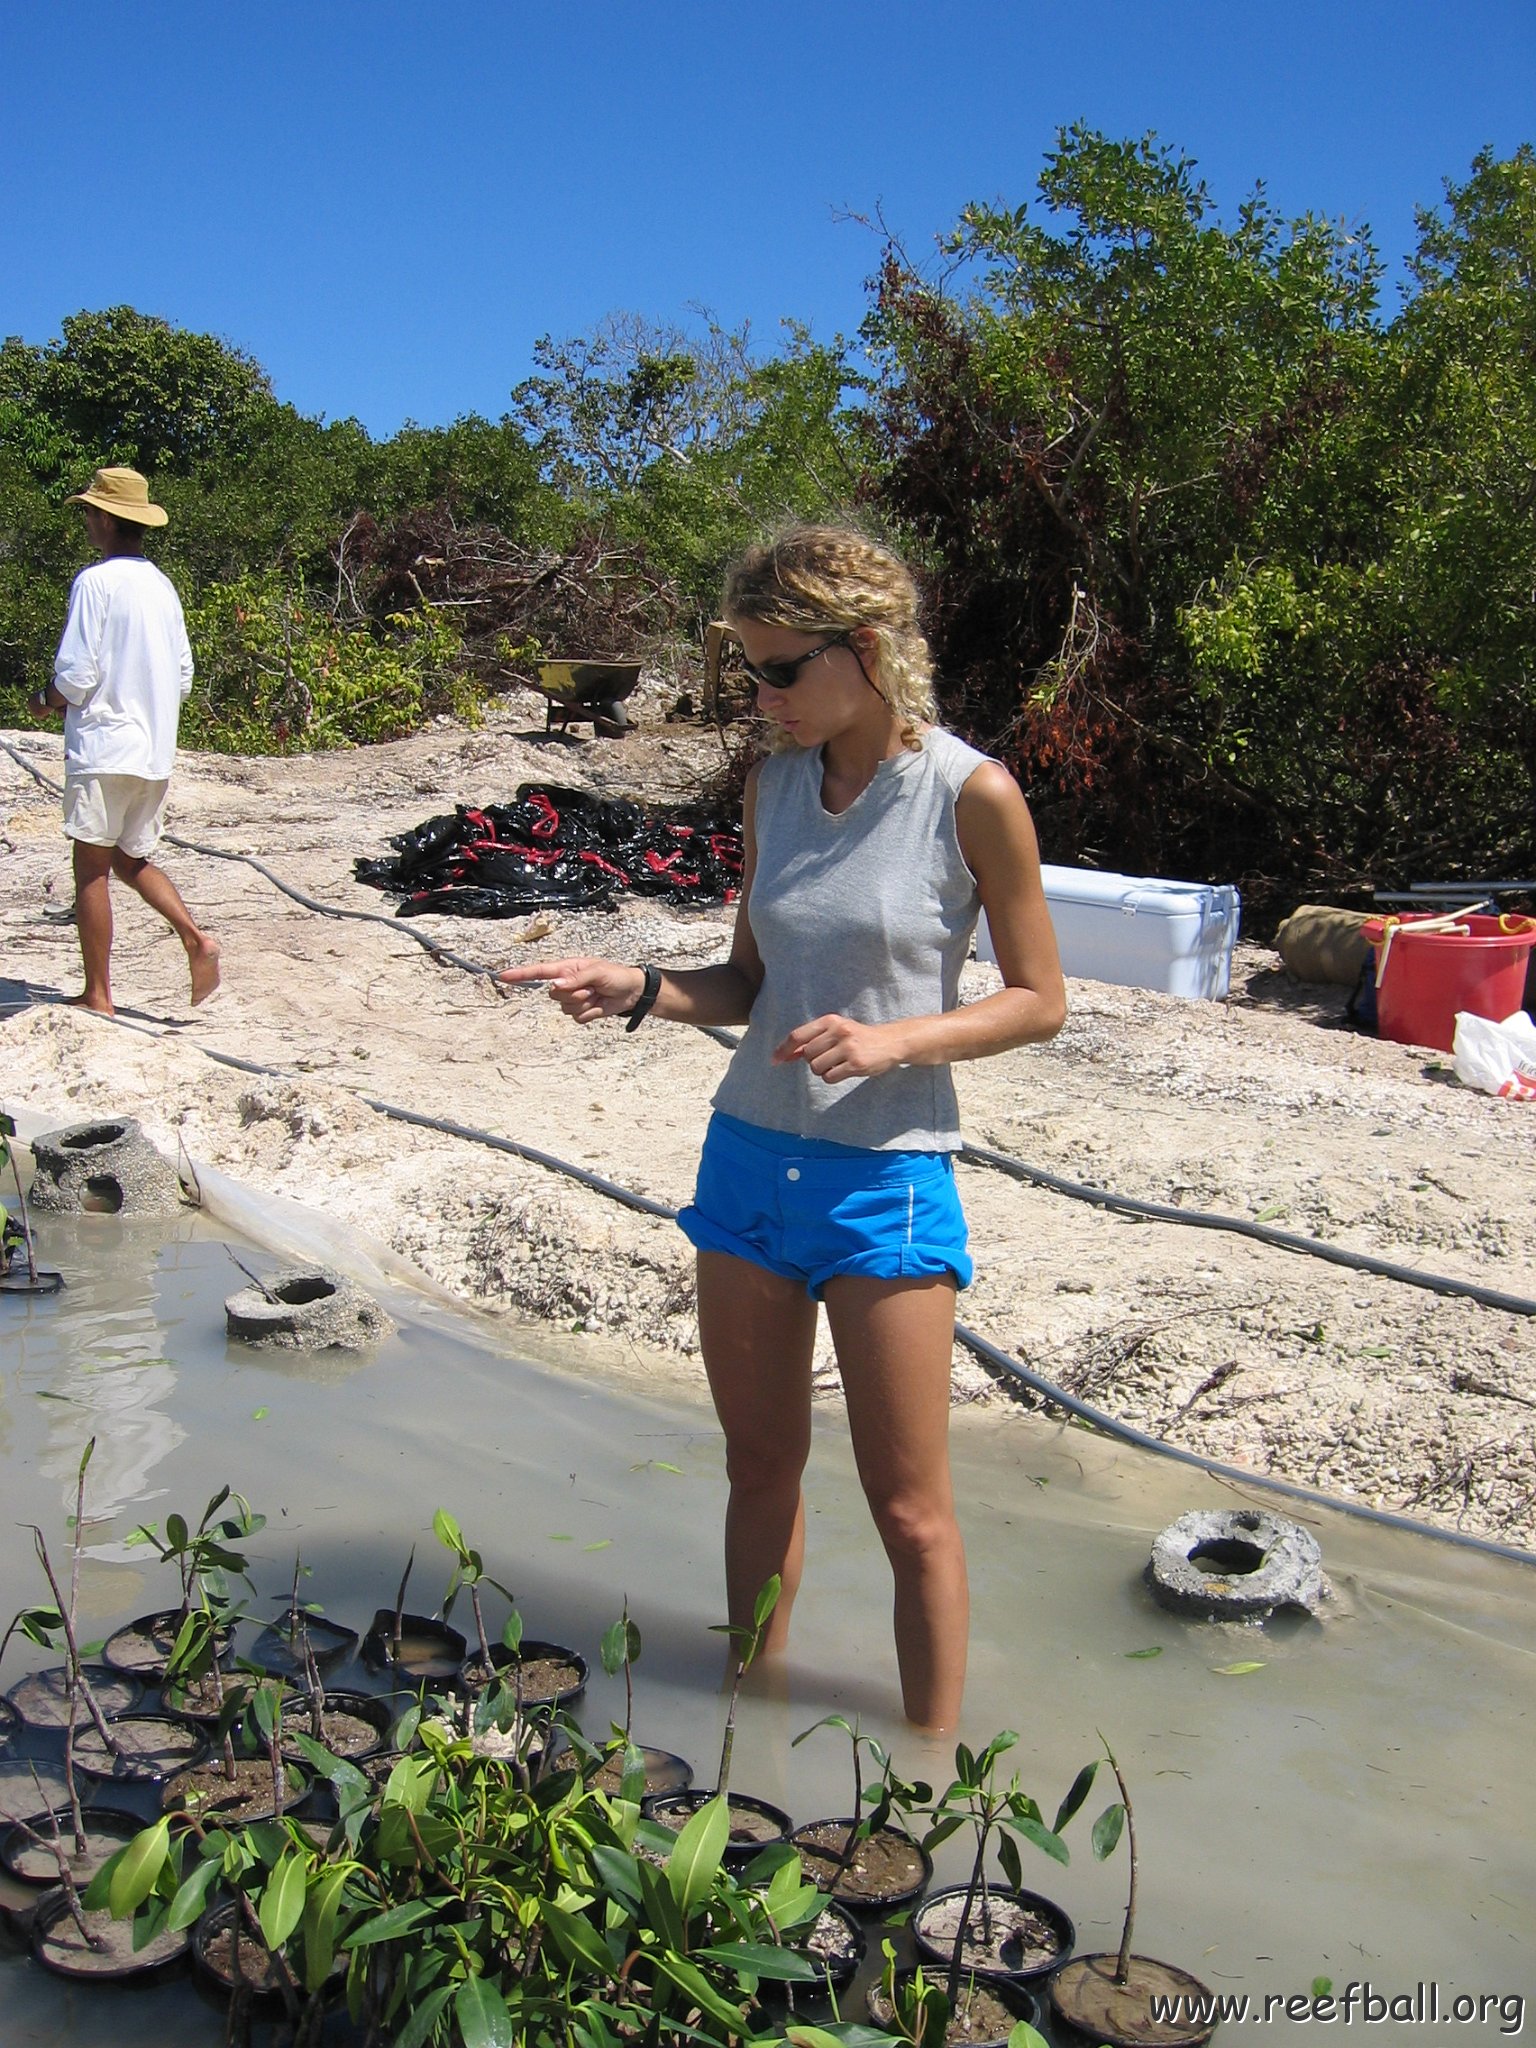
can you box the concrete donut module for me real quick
[1146,1507,1329,1621]
[27,1118,184,1217]
[225,1265,395,1350]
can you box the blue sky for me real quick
[3,2,1532,437]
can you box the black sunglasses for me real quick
[741,632,854,692]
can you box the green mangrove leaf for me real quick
[1091,1802,1126,1860]
[455,1974,515,2048]
[653,1951,747,2030]
[696,1940,819,1981]
[165,1854,220,1933]
[1125,1645,1164,1659]
[1008,2023,1052,2048]
[393,1984,454,2048]
[303,1865,351,1993]
[259,1848,308,1951]
[540,1898,614,1975]
[666,1793,729,1916]
[1213,1660,1266,1676]
[108,1818,169,1919]
[1006,1813,1070,1865]
[344,1899,439,1946]
[1052,1758,1101,1834]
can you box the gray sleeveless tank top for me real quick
[712,726,991,1151]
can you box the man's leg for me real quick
[70,840,117,1013]
[111,852,221,1003]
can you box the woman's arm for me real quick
[495,764,767,1027]
[771,760,1066,1082]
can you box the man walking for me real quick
[28,467,219,1014]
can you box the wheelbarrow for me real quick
[533,659,642,738]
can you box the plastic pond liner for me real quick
[0,1191,1532,2044]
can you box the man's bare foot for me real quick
[68,993,114,1016]
[188,937,221,1006]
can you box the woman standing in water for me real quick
[500,527,1064,1730]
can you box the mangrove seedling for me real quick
[708,1573,780,1798]
[923,1731,1070,2009]
[792,1711,930,1898]
[433,1506,516,1681]
[1047,1734,1216,2047]
[8,1440,123,1937]
[599,1594,642,1746]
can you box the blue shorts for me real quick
[676,1112,972,1299]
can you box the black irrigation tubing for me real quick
[951,1319,1536,1568]
[958,1143,1536,1320]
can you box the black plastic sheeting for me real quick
[354,784,744,919]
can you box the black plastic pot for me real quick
[6,1662,144,1730]
[74,1712,209,1786]
[0,1266,64,1295]
[283,1689,395,1763]
[1,1803,148,1888]
[31,1881,190,1981]
[161,1756,313,1825]
[868,1966,1042,2046]
[458,1638,589,1709]
[249,1606,359,1678]
[161,1669,293,1729]
[191,1895,291,2005]
[794,1897,866,1994]
[789,1815,933,1913]
[645,1788,793,1869]
[911,1881,1075,1984]
[101,1610,233,1682]
[0,1757,69,1825]
[1050,1951,1217,2047]
[586,1742,693,1801]
[361,1609,466,1682]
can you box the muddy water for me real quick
[1,1204,1532,2042]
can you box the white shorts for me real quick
[63,773,171,857]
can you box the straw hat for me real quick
[66,467,168,527]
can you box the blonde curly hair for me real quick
[723,524,936,751]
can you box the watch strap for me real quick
[624,963,662,1032]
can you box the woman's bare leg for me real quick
[822,1274,968,1732]
[696,1250,818,1652]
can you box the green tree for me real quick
[0,306,277,477]
[866,126,1444,908]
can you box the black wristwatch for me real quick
[624,963,662,1032]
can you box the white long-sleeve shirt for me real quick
[52,556,194,779]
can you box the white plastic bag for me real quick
[1452,1010,1536,1100]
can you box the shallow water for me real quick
[1,1203,1532,2041]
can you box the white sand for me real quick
[4,696,1533,1548]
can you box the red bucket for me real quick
[1361,913,1536,1053]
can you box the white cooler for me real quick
[978,865,1241,999]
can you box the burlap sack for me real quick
[1274,904,1373,985]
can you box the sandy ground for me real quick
[3,686,1533,1551]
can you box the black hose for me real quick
[950,1318,1536,1566]
[958,1143,1536,1319]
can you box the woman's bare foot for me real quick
[68,993,114,1016]
[188,937,221,1005]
